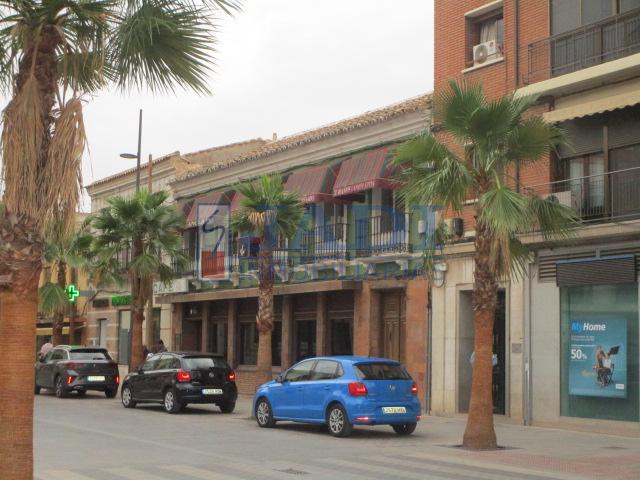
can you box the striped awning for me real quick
[333,146,398,197]
[186,191,233,224]
[284,162,339,203]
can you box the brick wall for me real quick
[435,0,555,228]
[235,367,279,397]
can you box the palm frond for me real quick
[39,281,66,315]
[526,195,580,240]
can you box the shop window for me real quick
[209,321,228,358]
[238,321,281,366]
[296,320,316,361]
[560,284,639,422]
[330,319,353,356]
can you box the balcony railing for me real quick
[526,7,640,84]
[524,167,640,224]
[355,213,411,257]
[301,223,348,263]
[171,248,196,277]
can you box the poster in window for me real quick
[197,204,230,280]
[568,318,627,398]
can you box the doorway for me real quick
[381,290,406,362]
[182,319,202,352]
[458,289,506,415]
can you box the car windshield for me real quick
[354,362,410,380]
[183,357,228,370]
[69,350,110,361]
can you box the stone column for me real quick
[354,282,381,356]
[315,292,328,356]
[281,295,293,368]
[201,301,209,352]
[226,299,237,368]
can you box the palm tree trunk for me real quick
[0,282,39,479]
[52,262,67,345]
[255,244,274,386]
[463,221,498,450]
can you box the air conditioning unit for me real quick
[473,40,501,65]
[544,191,577,209]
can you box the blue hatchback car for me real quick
[253,356,421,437]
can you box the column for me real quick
[405,278,428,406]
[281,295,293,368]
[353,282,381,356]
[316,292,328,356]
[201,301,209,352]
[170,302,183,351]
[226,299,238,368]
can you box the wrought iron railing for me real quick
[523,167,640,223]
[526,8,640,84]
[171,247,196,277]
[355,212,411,257]
[301,223,349,262]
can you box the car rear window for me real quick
[183,357,229,370]
[353,362,411,380]
[70,350,110,360]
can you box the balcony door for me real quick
[560,154,605,219]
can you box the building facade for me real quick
[434,0,640,434]
[156,95,434,399]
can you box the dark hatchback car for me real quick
[121,352,238,414]
[35,346,120,398]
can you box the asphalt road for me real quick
[34,390,638,480]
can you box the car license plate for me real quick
[87,376,105,382]
[382,406,406,414]
[202,388,223,395]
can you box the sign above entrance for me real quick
[153,278,189,295]
[111,295,132,306]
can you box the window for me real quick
[208,320,228,358]
[331,319,353,356]
[354,362,411,380]
[141,356,160,372]
[284,360,315,382]
[295,320,316,361]
[97,318,108,348]
[183,356,229,370]
[70,349,110,361]
[552,1,620,35]
[50,350,66,361]
[467,7,504,66]
[156,354,178,370]
[310,360,343,381]
[560,154,605,217]
[239,322,258,365]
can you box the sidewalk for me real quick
[238,395,640,480]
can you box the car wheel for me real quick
[121,385,137,408]
[105,388,117,399]
[392,422,417,435]
[327,404,353,437]
[54,376,68,399]
[34,383,41,395]
[219,400,236,414]
[163,389,182,414]
[255,398,276,428]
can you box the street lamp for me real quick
[120,109,143,192]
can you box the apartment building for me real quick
[85,140,266,365]
[155,95,433,398]
[434,0,640,433]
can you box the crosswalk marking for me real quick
[104,466,177,480]
[319,457,452,480]
[162,464,243,480]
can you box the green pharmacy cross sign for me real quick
[65,284,80,303]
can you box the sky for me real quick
[4,1,434,210]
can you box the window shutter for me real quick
[607,106,640,149]
[558,117,604,158]
[556,255,637,287]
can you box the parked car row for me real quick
[36,347,420,438]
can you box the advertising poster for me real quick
[568,318,627,398]
[197,204,230,280]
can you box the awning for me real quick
[543,80,640,123]
[284,162,339,203]
[230,191,244,213]
[186,191,233,224]
[333,146,398,197]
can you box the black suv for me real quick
[121,352,238,414]
[35,346,120,398]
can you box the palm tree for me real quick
[395,81,579,450]
[39,224,92,345]
[0,1,238,475]
[231,175,304,385]
[89,189,188,370]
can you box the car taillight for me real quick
[411,382,418,395]
[115,375,120,385]
[348,382,368,396]
[176,370,191,382]
[66,376,74,385]
[227,371,236,382]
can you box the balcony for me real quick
[171,248,196,278]
[355,213,411,257]
[301,223,349,263]
[524,167,640,224]
[526,8,640,84]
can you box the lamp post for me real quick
[120,109,143,192]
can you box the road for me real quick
[35,390,640,480]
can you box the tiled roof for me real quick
[86,151,180,189]
[175,93,432,183]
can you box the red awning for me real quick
[333,146,398,197]
[284,162,339,203]
[186,191,232,224]
[230,191,244,213]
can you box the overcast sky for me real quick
[9,1,434,210]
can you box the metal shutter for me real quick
[556,255,637,287]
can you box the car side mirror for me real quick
[39,356,46,363]
[276,374,284,383]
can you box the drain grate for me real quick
[275,468,309,476]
